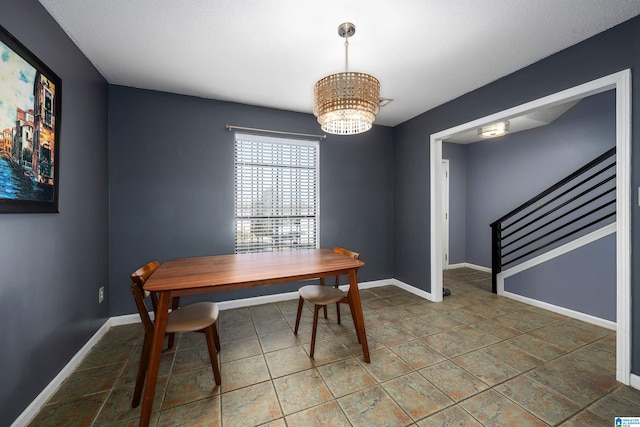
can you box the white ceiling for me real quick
[444,99,581,144]
[38,0,640,127]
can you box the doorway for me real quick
[428,70,631,385]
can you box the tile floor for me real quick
[27,268,640,426]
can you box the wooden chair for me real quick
[130,261,221,408]
[294,247,360,357]
[326,247,360,324]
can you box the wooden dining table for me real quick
[138,248,369,427]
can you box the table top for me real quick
[144,248,365,295]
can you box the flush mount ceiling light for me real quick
[478,121,510,138]
[313,22,380,135]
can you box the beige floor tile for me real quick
[163,366,220,409]
[264,345,314,378]
[220,354,270,392]
[285,401,351,427]
[338,385,412,427]
[558,410,609,427]
[273,368,333,415]
[482,341,545,372]
[389,339,446,369]
[358,347,413,382]
[157,395,221,427]
[525,364,607,406]
[452,350,519,386]
[27,393,109,427]
[305,337,352,365]
[382,372,453,420]
[587,392,640,421]
[417,405,483,427]
[460,389,549,426]
[29,268,627,427]
[495,375,581,425]
[317,357,377,398]
[220,334,262,363]
[419,360,489,402]
[221,381,282,426]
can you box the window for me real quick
[234,133,319,254]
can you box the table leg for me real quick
[139,291,170,426]
[347,268,370,363]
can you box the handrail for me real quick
[501,164,615,232]
[501,185,615,243]
[491,147,616,293]
[502,205,615,259]
[491,147,616,227]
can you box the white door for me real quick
[442,160,450,269]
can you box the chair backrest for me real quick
[131,260,160,288]
[130,261,160,336]
[131,260,160,306]
[332,247,360,287]
[333,246,359,260]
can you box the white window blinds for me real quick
[234,133,319,254]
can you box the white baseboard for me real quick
[217,290,300,310]
[500,289,616,331]
[110,313,142,326]
[391,278,433,301]
[11,319,112,427]
[448,263,491,273]
[13,277,399,426]
[341,279,394,291]
[17,272,624,426]
[447,263,465,269]
[629,373,640,390]
[217,278,394,310]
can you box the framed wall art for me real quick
[0,24,61,213]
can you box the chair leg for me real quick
[294,296,304,335]
[205,325,222,385]
[132,333,152,408]
[319,278,328,319]
[334,276,341,323]
[213,323,221,352]
[167,333,176,349]
[310,305,321,358]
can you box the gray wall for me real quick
[393,15,640,371]
[4,3,640,422]
[108,86,394,315]
[0,0,109,424]
[466,91,615,267]
[504,233,616,321]
[442,94,615,320]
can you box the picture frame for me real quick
[0,24,61,213]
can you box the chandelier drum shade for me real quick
[313,23,380,135]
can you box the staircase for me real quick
[490,147,616,292]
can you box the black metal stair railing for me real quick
[490,147,616,293]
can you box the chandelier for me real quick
[313,22,380,135]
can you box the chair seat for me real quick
[166,302,219,333]
[299,285,346,305]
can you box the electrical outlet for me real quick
[99,286,104,303]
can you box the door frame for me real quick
[428,69,632,385]
[441,159,449,269]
